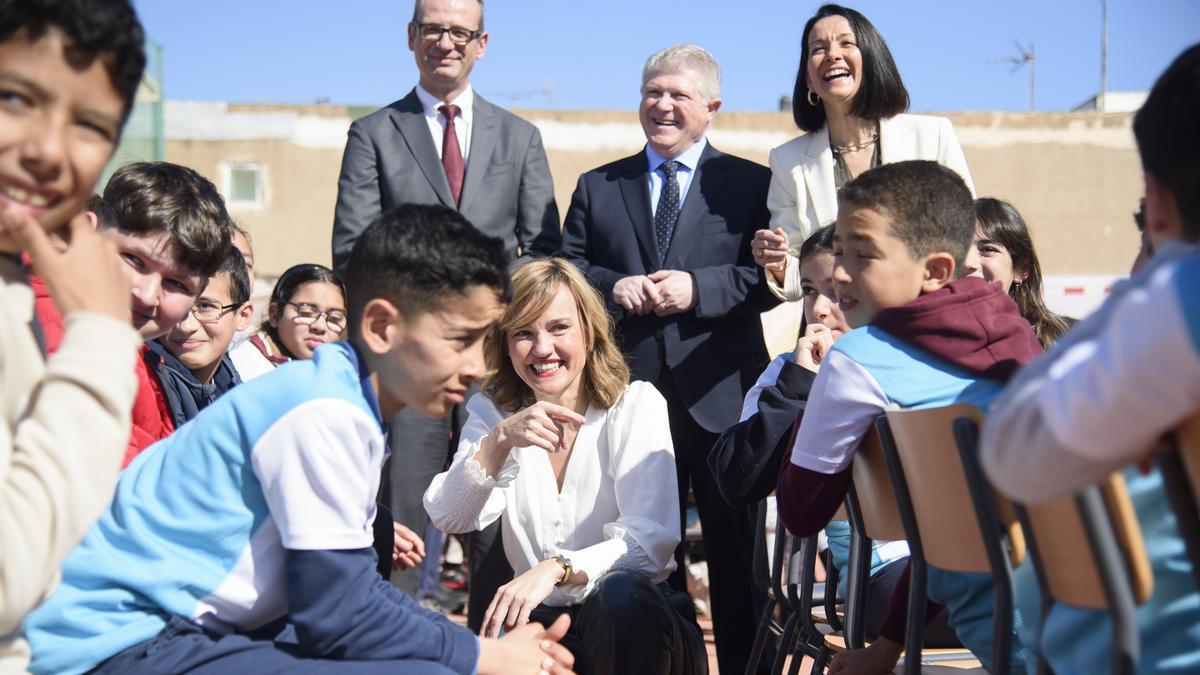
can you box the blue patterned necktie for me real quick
[654,160,681,265]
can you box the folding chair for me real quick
[1014,473,1154,675]
[878,406,1023,674]
[1158,411,1200,590]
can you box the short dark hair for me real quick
[1133,43,1200,239]
[792,4,909,132]
[215,246,250,307]
[86,193,117,229]
[264,263,344,359]
[101,162,233,277]
[342,204,510,340]
[799,223,837,263]
[839,160,975,271]
[411,0,484,32]
[0,0,146,122]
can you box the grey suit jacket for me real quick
[331,89,559,276]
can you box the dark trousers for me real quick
[92,615,456,674]
[656,368,766,675]
[380,384,512,625]
[527,571,708,675]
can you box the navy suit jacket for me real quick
[560,143,778,433]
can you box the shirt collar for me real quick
[645,137,707,174]
[415,84,475,124]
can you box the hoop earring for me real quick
[807,89,820,107]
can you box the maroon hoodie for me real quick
[773,277,1043,640]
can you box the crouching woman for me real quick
[424,258,706,675]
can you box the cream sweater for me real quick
[0,256,139,672]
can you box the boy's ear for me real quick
[921,252,957,293]
[1144,172,1186,247]
[358,298,402,356]
[235,302,255,333]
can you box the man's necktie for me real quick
[654,160,681,265]
[440,103,464,206]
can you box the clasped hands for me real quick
[612,270,695,316]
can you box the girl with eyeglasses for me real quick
[229,263,347,381]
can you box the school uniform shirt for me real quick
[22,342,477,675]
[424,381,680,605]
[777,276,1043,673]
[983,242,1200,674]
[712,355,908,598]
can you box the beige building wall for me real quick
[165,102,1142,283]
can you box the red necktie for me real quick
[440,103,464,206]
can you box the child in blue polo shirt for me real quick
[23,204,576,675]
[983,43,1200,675]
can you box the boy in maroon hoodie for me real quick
[775,161,1042,674]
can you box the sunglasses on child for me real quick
[286,301,347,333]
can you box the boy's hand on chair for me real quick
[829,636,904,674]
[478,613,576,675]
[795,323,836,373]
[3,208,130,323]
[391,522,425,571]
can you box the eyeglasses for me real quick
[414,22,482,46]
[287,301,347,334]
[190,299,244,324]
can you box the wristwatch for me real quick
[551,554,574,586]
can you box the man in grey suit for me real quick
[331,0,558,625]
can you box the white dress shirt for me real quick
[646,137,707,218]
[424,381,681,606]
[415,84,474,169]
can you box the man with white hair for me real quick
[560,44,778,673]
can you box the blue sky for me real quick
[134,0,1198,112]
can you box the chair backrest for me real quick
[884,404,1025,573]
[1020,474,1154,609]
[1174,413,1200,499]
[850,426,907,542]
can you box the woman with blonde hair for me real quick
[425,258,706,674]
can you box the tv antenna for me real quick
[990,41,1036,110]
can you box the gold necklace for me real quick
[831,132,879,154]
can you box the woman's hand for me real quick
[481,559,566,638]
[794,323,838,373]
[484,401,587,457]
[752,227,790,283]
[391,522,425,572]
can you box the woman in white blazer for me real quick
[754,3,975,302]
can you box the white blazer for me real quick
[767,113,975,242]
[765,113,975,300]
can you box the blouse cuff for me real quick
[462,451,520,488]
[556,539,627,603]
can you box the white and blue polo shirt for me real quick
[23,342,388,674]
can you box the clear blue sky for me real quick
[133,0,1198,112]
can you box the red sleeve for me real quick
[776,459,852,538]
[123,350,175,467]
[877,559,947,643]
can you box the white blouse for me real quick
[423,380,681,606]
